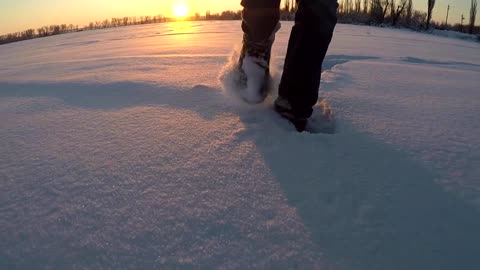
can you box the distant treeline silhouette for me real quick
[335,0,478,35]
[1,0,478,45]
[0,15,169,45]
[0,12,242,45]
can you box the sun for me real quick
[173,4,189,18]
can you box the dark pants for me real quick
[241,0,338,118]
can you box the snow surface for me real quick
[1,21,480,270]
[431,29,480,43]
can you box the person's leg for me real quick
[240,0,281,38]
[238,1,281,102]
[276,0,338,124]
[240,0,281,46]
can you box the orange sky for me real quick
[0,0,242,34]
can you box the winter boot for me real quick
[238,7,280,103]
[274,96,308,132]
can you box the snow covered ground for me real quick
[431,29,480,43]
[1,21,479,270]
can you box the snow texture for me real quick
[1,21,480,270]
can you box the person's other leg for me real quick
[277,0,338,120]
[240,0,281,66]
[240,0,281,45]
[239,0,282,102]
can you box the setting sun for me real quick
[173,4,189,18]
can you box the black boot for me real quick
[274,96,308,132]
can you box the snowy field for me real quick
[1,21,479,269]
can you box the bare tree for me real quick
[405,0,413,25]
[145,16,152,24]
[355,0,362,13]
[102,19,110,28]
[391,0,408,25]
[426,0,436,29]
[470,0,478,34]
[37,27,46,37]
[371,0,390,23]
[285,0,291,12]
[363,0,369,13]
[49,25,61,35]
[22,29,35,39]
[292,0,298,11]
[390,0,396,19]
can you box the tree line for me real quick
[334,0,478,34]
[0,15,168,45]
[1,0,478,46]
[202,10,242,20]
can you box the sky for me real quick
[0,0,476,34]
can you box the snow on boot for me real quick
[237,23,280,104]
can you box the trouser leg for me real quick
[278,0,338,118]
[240,0,281,8]
[240,0,281,46]
[238,0,281,103]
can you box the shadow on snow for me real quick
[1,81,479,270]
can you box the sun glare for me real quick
[173,4,189,18]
